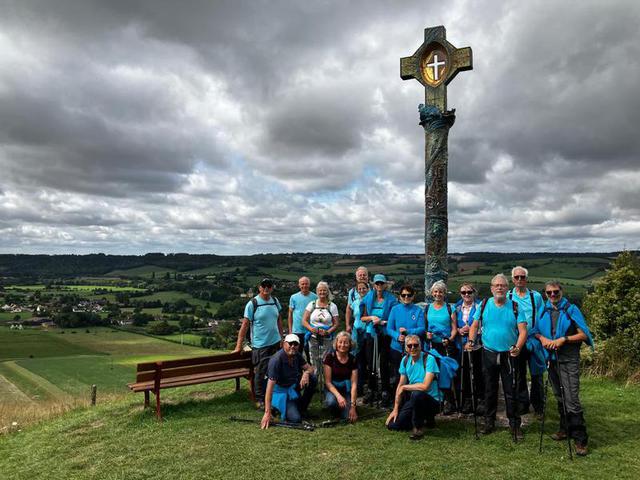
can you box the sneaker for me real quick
[510,426,524,442]
[409,428,424,440]
[551,431,567,441]
[575,443,588,456]
[480,419,495,435]
[255,400,265,410]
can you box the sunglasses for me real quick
[513,275,527,280]
[400,293,413,298]
[545,290,561,295]
[460,291,473,295]
[406,343,420,349]
[287,342,300,347]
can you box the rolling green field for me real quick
[0,329,97,361]
[0,328,211,408]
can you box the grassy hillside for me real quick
[0,377,638,479]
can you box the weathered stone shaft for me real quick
[419,104,455,298]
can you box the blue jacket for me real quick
[387,303,426,353]
[532,298,594,361]
[362,290,398,337]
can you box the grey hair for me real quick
[316,281,333,301]
[356,266,368,275]
[430,280,447,293]
[332,331,354,350]
[404,334,422,348]
[491,273,509,286]
[511,266,529,278]
[544,280,563,290]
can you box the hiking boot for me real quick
[442,401,454,416]
[409,428,424,441]
[380,391,391,409]
[510,426,524,442]
[461,400,473,415]
[255,400,265,410]
[551,431,567,441]
[363,391,375,406]
[481,419,495,435]
[575,443,588,456]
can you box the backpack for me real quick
[507,290,537,327]
[250,296,281,320]
[402,351,459,392]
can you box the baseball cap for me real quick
[373,274,387,284]
[260,278,274,288]
[284,334,300,344]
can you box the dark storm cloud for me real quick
[0,0,638,254]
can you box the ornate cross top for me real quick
[400,26,473,111]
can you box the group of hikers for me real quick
[232,266,594,456]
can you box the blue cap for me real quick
[373,274,387,284]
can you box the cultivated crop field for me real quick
[0,327,211,428]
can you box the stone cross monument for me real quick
[400,26,472,298]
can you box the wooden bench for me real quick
[127,351,254,420]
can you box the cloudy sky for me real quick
[1,0,639,255]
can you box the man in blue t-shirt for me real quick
[261,334,317,428]
[287,276,317,358]
[345,266,369,333]
[509,266,545,416]
[466,274,528,440]
[234,278,283,408]
[386,335,441,440]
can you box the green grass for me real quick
[133,291,211,307]
[0,329,98,361]
[0,311,34,323]
[15,356,133,398]
[105,265,176,278]
[0,377,637,479]
[161,333,204,346]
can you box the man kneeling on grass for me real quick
[385,335,441,440]
[261,334,317,429]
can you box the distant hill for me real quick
[0,251,626,277]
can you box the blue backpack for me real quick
[402,350,459,391]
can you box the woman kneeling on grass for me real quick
[386,335,441,440]
[323,331,358,422]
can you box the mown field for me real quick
[0,375,637,479]
[0,327,211,426]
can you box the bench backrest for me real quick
[135,350,252,383]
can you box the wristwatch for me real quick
[468,339,475,347]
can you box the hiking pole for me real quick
[467,349,479,440]
[553,353,573,460]
[229,416,315,431]
[444,341,460,413]
[538,359,551,453]
[316,409,387,428]
[509,352,519,443]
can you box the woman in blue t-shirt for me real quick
[425,280,458,414]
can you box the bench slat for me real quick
[135,358,251,383]
[136,351,250,372]
[128,367,250,392]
